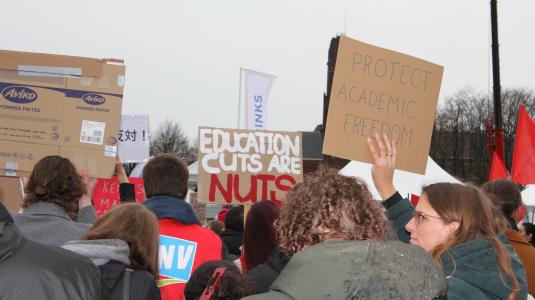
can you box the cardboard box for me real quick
[0,50,125,178]
[0,175,24,212]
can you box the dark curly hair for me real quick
[184,260,255,300]
[23,156,86,220]
[276,165,390,256]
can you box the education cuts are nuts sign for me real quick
[323,36,444,174]
[197,127,303,205]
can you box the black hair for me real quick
[224,206,244,233]
[184,260,254,300]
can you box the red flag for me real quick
[488,151,509,181]
[410,194,420,206]
[512,105,535,185]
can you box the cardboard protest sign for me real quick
[92,177,145,216]
[323,36,443,174]
[0,176,24,212]
[0,49,125,178]
[117,115,150,163]
[198,127,303,205]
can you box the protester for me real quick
[0,203,108,300]
[367,134,527,299]
[483,179,535,296]
[245,166,446,299]
[520,222,535,247]
[184,260,255,300]
[12,155,97,246]
[142,153,223,300]
[63,203,161,300]
[220,206,244,256]
[241,200,279,273]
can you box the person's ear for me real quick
[446,221,460,236]
[512,207,523,223]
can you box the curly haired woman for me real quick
[245,165,446,299]
[11,155,97,246]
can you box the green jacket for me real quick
[243,240,447,300]
[386,194,528,299]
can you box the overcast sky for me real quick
[2,0,534,140]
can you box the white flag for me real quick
[244,69,276,130]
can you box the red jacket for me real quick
[144,196,222,300]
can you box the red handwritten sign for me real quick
[92,177,145,217]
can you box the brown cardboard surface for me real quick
[0,50,107,77]
[0,176,24,212]
[197,127,303,205]
[323,36,443,174]
[0,50,125,178]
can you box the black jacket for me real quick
[0,203,108,300]
[220,229,243,256]
[246,248,289,294]
[100,261,161,300]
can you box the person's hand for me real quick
[115,156,129,184]
[367,133,397,200]
[79,168,96,208]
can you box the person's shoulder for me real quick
[196,225,223,240]
[10,212,30,223]
[131,269,155,282]
[446,276,488,300]
[29,239,94,264]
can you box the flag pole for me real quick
[237,68,243,129]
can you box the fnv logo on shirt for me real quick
[158,235,197,287]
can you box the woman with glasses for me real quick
[367,134,527,300]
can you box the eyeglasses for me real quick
[412,210,451,226]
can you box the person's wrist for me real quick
[378,184,396,201]
[79,195,92,208]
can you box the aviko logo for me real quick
[1,86,38,104]
[158,235,197,287]
[82,93,106,105]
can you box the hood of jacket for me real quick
[62,239,130,266]
[440,235,527,299]
[244,240,446,300]
[144,195,200,225]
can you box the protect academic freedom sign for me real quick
[323,36,444,174]
[197,127,303,205]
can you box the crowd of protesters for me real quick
[0,133,534,299]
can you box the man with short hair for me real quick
[143,154,222,300]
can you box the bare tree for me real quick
[430,87,535,184]
[150,119,197,164]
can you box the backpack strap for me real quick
[122,268,133,300]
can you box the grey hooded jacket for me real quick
[0,203,108,300]
[12,202,96,246]
[62,239,161,300]
[244,240,447,300]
